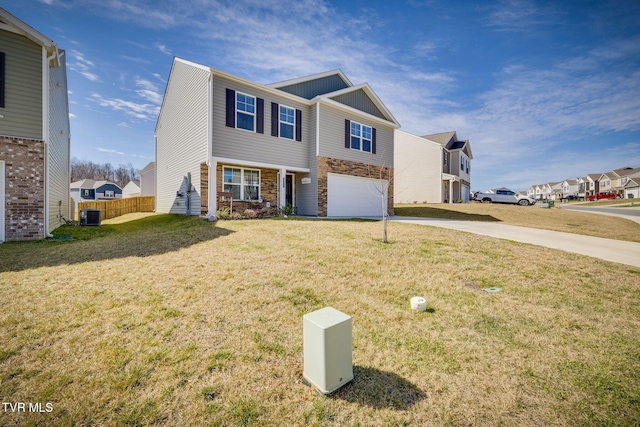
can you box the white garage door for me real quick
[327,173,387,217]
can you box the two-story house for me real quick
[561,178,580,198]
[394,130,473,204]
[0,8,70,241]
[155,58,399,218]
[70,179,122,214]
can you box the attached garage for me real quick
[327,173,387,217]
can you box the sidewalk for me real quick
[389,216,640,268]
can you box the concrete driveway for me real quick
[389,216,640,268]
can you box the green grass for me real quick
[0,214,639,426]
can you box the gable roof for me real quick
[140,161,155,174]
[70,179,121,190]
[421,131,457,146]
[267,70,352,99]
[164,58,400,130]
[0,7,59,66]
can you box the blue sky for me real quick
[5,0,640,192]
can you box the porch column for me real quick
[449,180,454,204]
[278,168,287,208]
[209,160,217,216]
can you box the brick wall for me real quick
[215,164,278,213]
[317,156,394,217]
[0,136,46,240]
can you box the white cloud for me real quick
[68,49,101,82]
[157,44,172,55]
[90,93,160,121]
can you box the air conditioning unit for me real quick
[80,209,101,226]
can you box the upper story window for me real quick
[350,121,372,152]
[223,167,260,201]
[226,89,264,133]
[279,105,295,139]
[236,92,255,131]
[82,189,90,196]
[105,190,115,197]
[344,119,376,153]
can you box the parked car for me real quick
[560,195,583,202]
[586,192,622,201]
[473,189,536,206]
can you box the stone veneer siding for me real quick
[0,136,46,240]
[317,156,394,217]
[215,164,279,213]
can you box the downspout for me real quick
[44,48,57,238]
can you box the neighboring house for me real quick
[394,130,473,204]
[139,161,155,197]
[611,167,637,196]
[598,172,616,194]
[561,178,579,198]
[155,58,399,217]
[122,180,141,198]
[584,174,601,196]
[623,170,640,199]
[70,179,122,213]
[0,8,70,241]
[577,177,587,200]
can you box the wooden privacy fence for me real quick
[77,196,155,221]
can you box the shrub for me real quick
[216,207,230,220]
[280,204,295,216]
[243,209,257,219]
[230,212,243,220]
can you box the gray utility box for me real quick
[303,307,353,394]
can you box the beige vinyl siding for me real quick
[318,102,394,169]
[211,75,310,169]
[0,30,43,139]
[156,60,210,215]
[296,103,319,215]
[47,51,70,231]
[394,131,442,204]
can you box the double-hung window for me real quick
[236,92,255,131]
[279,105,295,139]
[350,121,372,152]
[223,167,260,201]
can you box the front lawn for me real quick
[395,203,640,242]
[1,215,639,426]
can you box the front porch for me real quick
[200,160,309,216]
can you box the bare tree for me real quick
[71,158,140,188]
[367,150,394,244]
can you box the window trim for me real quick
[235,91,256,132]
[222,166,261,201]
[104,190,115,198]
[278,104,295,140]
[349,120,373,153]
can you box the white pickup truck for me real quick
[473,189,536,206]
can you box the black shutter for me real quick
[256,97,264,134]
[345,119,350,148]
[0,52,5,108]
[295,109,302,141]
[271,102,279,137]
[372,127,377,154]
[225,88,235,128]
